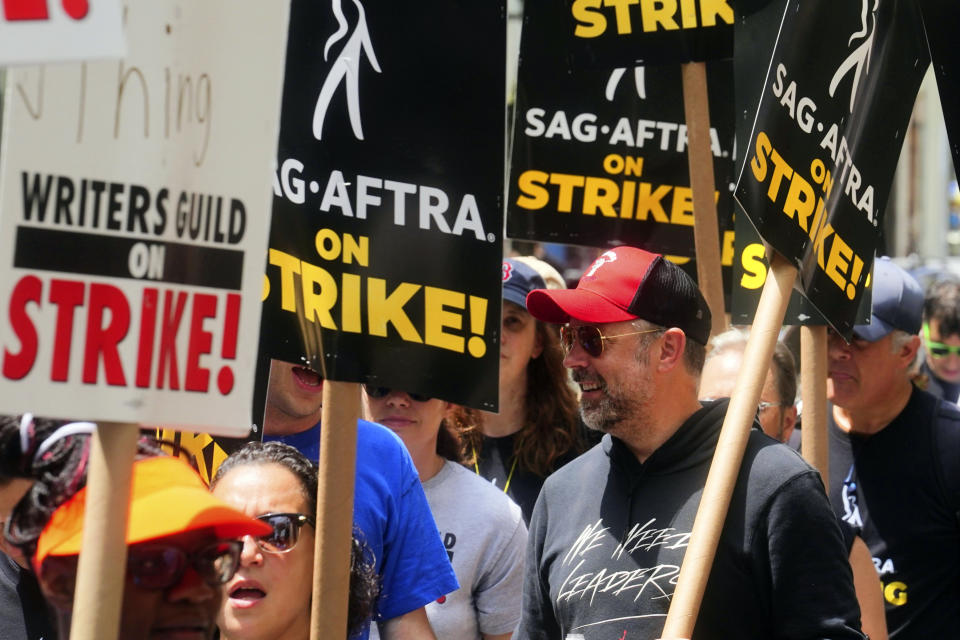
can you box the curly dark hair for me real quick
[452,321,582,477]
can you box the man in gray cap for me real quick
[827,256,960,639]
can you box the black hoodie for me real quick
[518,399,865,640]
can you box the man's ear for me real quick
[897,334,922,369]
[658,328,687,372]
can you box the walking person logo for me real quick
[312,0,381,141]
[841,464,863,529]
[829,0,878,113]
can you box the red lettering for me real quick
[2,0,89,21]
[49,279,85,382]
[135,289,158,388]
[185,294,217,392]
[156,290,188,390]
[2,275,42,380]
[82,283,129,386]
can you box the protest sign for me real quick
[263,0,506,411]
[523,0,734,67]
[0,0,124,64]
[734,0,929,336]
[0,2,290,435]
[730,210,872,325]
[508,58,735,258]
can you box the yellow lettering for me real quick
[341,272,362,333]
[812,222,834,271]
[367,278,422,342]
[767,147,794,203]
[700,0,733,26]
[721,230,735,267]
[424,287,465,353]
[640,0,679,31]
[635,183,672,222]
[314,228,341,261]
[825,232,854,294]
[679,0,697,27]
[620,181,636,219]
[342,233,369,266]
[516,170,550,210]
[884,581,907,607]
[583,177,620,217]
[784,171,815,231]
[605,0,639,34]
[550,173,587,212]
[670,185,694,225]
[572,0,607,37]
[268,248,302,313]
[740,243,767,289]
[750,131,771,183]
[301,262,338,329]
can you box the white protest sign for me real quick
[0,1,290,435]
[0,0,125,65]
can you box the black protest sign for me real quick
[508,55,735,257]
[262,0,505,411]
[917,0,960,178]
[734,0,929,336]
[524,0,734,67]
[730,210,871,325]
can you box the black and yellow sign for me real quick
[918,1,960,178]
[734,0,929,336]
[525,0,734,67]
[261,0,506,411]
[507,49,735,258]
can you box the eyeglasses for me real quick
[253,513,316,554]
[757,401,783,412]
[38,539,243,598]
[363,385,431,402]
[126,539,242,589]
[924,324,960,358]
[560,325,660,358]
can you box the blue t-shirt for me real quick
[265,419,458,637]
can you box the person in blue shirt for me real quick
[262,359,458,639]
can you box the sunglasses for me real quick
[560,325,660,358]
[253,513,316,554]
[40,539,243,596]
[363,385,431,402]
[924,324,960,357]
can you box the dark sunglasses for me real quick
[254,512,316,554]
[38,540,242,599]
[363,385,431,402]
[560,325,660,358]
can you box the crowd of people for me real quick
[2,246,960,639]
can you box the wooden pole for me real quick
[69,422,140,640]
[661,252,796,639]
[682,61,727,337]
[800,325,829,491]
[310,381,360,640]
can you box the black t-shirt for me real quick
[0,552,56,640]
[474,432,580,525]
[828,387,960,639]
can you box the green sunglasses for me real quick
[924,324,960,358]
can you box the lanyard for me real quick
[472,445,518,494]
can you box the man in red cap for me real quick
[516,247,865,639]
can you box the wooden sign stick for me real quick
[661,252,796,639]
[800,326,829,491]
[682,61,728,337]
[69,422,140,640]
[311,381,360,640]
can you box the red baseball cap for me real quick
[525,247,712,345]
[34,456,272,567]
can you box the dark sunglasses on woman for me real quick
[253,512,316,554]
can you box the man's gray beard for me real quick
[580,392,629,433]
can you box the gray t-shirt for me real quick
[423,460,527,639]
